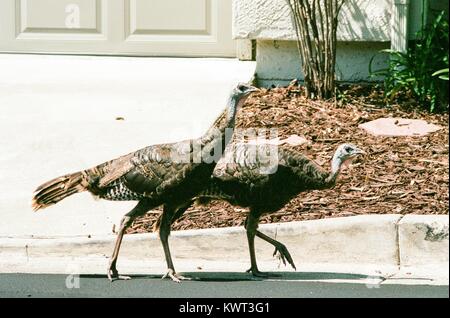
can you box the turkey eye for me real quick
[345,147,351,152]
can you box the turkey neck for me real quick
[200,94,242,149]
[282,149,342,191]
[324,151,344,186]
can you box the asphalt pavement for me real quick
[0,274,448,298]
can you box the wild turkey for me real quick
[159,142,365,277]
[32,83,258,282]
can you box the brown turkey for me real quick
[32,83,258,282]
[158,142,366,277]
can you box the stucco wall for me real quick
[234,0,443,86]
[233,0,433,41]
[256,40,390,87]
[233,0,392,41]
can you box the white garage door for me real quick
[0,0,236,57]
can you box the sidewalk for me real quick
[0,53,256,237]
[0,215,448,286]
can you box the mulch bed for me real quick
[127,84,449,234]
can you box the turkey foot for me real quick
[107,263,131,282]
[273,243,297,270]
[246,267,282,278]
[162,269,190,283]
[107,270,131,282]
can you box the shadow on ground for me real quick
[80,271,374,282]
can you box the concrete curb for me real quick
[0,215,448,284]
[398,215,449,267]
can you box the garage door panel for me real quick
[130,0,210,35]
[18,0,100,33]
[14,0,106,41]
[0,0,235,57]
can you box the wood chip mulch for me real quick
[126,84,449,234]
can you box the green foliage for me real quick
[335,86,349,104]
[432,68,449,81]
[370,10,449,112]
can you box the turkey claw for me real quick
[162,269,190,283]
[273,244,296,270]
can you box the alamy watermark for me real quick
[65,263,80,289]
[365,275,382,289]
[65,4,80,29]
[168,128,280,175]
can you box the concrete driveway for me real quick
[0,54,255,238]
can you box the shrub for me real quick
[370,9,449,112]
[286,0,346,99]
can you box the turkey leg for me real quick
[245,212,281,278]
[244,215,296,270]
[255,230,296,270]
[108,199,154,281]
[159,203,192,283]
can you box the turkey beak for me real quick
[248,86,259,93]
[356,148,366,156]
[349,148,366,159]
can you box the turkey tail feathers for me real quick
[32,172,87,211]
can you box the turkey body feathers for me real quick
[32,139,215,211]
[198,144,332,213]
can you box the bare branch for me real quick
[285,0,346,99]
